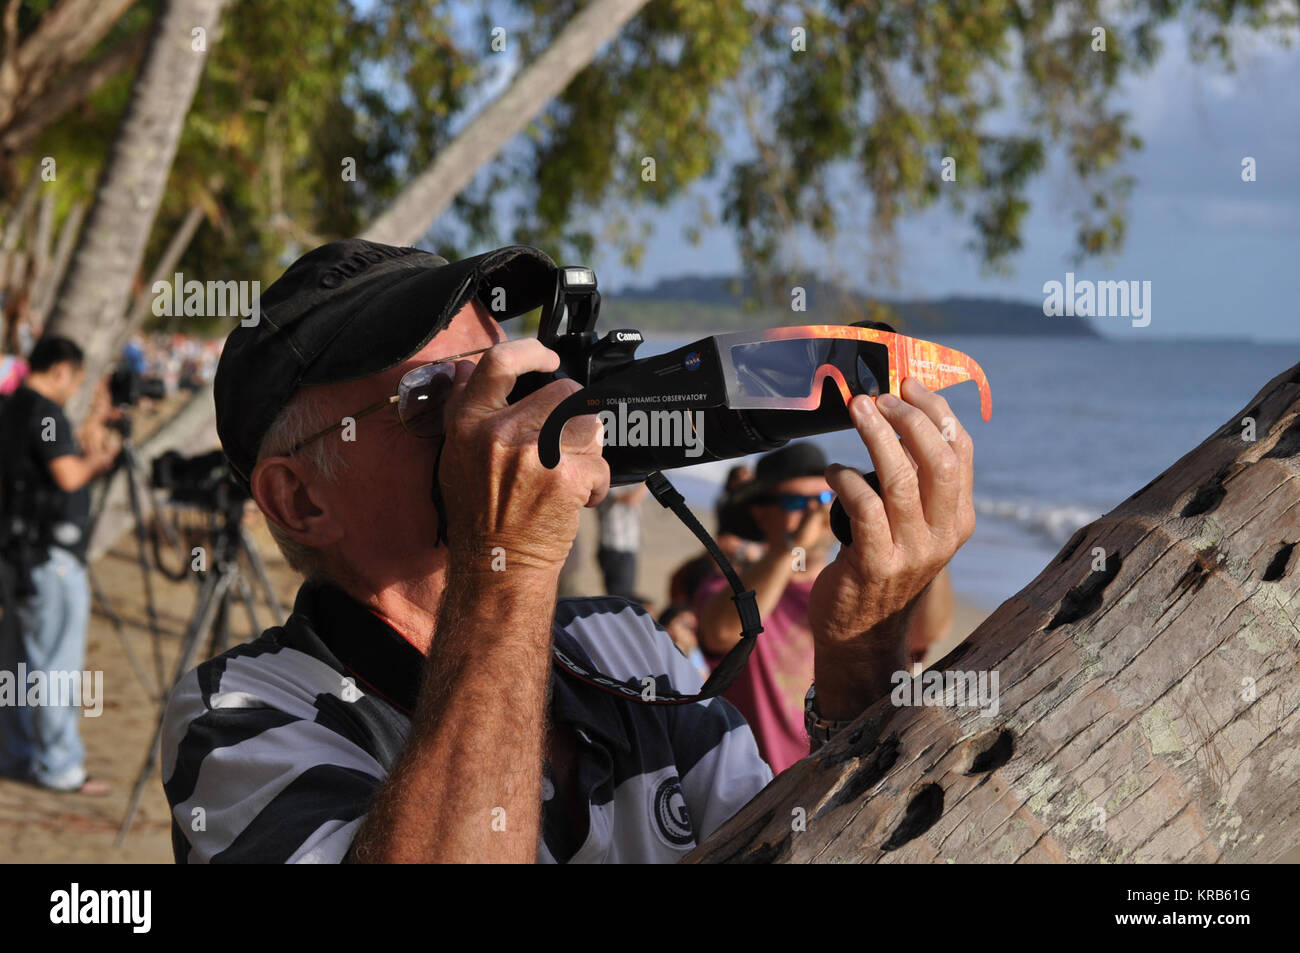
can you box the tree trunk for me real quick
[687,361,1300,864]
[44,0,225,421]
[0,163,39,258]
[361,0,652,247]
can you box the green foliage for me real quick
[500,0,752,268]
[10,0,487,331]
[174,0,482,300]
[716,0,1295,292]
[6,0,158,215]
[489,0,1295,294]
[7,0,1296,333]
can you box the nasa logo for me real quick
[684,351,702,371]
[652,776,694,847]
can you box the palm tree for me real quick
[44,0,226,420]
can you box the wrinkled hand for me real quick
[809,378,975,710]
[438,339,608,575]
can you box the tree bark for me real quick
[44,0,225,420]
[687,360,1300,864]
[361,0,652,247]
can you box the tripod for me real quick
[85,415,170,698]
[116,492,283,846]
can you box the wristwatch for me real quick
[804,683,858,751]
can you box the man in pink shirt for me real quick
[696,443,953,773]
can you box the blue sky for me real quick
[425,6,1299,343]
[580,25,1300,344]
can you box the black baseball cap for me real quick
[214,239,557,484]
[751,442,828,487]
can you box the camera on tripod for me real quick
[151,449,249,513]
[109,366,166,408]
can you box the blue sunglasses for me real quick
[757,490,834,512]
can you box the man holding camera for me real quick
[0,336,117,794]
[160,239,975,863]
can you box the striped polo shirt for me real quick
[160,576,774,863]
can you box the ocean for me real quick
[636,334,1300,610]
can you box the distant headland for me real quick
[604,274,1100,337]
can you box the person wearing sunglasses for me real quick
[695,443,955,774]
[160,238,976,865]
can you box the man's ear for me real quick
[251,456,344,549]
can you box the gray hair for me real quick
[254,390,349,575]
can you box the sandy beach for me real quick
[0,504,989,864]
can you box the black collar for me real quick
[289,576,631,754]
[291,576,423,713]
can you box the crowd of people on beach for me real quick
[1,333,222,400]
[119,334,223,396]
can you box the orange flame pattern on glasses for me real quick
[757,324,993,421]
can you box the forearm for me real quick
[808,574,952,726]
[698,546,793,653]
[347,573,557,863]
[48,453,108,492]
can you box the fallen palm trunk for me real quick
[687,361,1300,864]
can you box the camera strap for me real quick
[552,470,763,706]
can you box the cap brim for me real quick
[301,244,555,387]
